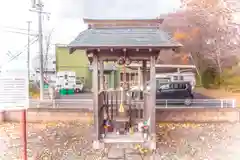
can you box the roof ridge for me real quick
[91,25,161,29]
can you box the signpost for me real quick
[0,73,29,160]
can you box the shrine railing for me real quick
[98,89,146,121]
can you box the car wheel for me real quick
[75,88,80,93]
[184,98,192,106]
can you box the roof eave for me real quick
[68,45,182,53]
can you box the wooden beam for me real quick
[92,54,100,141]
[96,50,159,61]
[129,63,196,69]
[83,18,165,28]
[137,67,141,89]
[99,59,104,90]
[142,60,147,119]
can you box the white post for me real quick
[220,99,223,108]
[232,99,236,108]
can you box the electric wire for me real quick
[0,38,39,68]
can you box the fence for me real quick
[29,98,236,109]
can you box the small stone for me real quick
[108,147,124,159]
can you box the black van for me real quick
[156,81,194,106]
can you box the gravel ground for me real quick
[0,122,240,160]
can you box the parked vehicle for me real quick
[156,81,194,106]
[56,71,76,91]
[75,81,84,93]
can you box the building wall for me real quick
[55,46,92,90]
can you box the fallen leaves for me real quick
[0,122,239,159]
[158,122,204,129]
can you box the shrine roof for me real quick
[68,27,182,52]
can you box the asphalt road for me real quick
[29,92,236,108]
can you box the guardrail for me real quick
[29,99,236,109]
[156,99,236,108]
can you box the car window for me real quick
[160,84,169,90]
[167,83,187,90]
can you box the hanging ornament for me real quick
[125,57,131,66]
[117,56,125,65]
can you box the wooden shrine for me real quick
[68,18,182,152]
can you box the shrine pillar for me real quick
[149,56,156,150]
[92,54,103,149]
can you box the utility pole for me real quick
[27,21,31,84]
[38,0,44,100]
[30,0,44,100]
[30,0,50,100]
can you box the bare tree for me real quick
[181,0,239,74]
[161,0,239,81]
[44,28,55,73]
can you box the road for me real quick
[29,92,236,109]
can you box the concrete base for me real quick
[0,111,4,122]
[3,108,92,123]
[93,140,104,150]
[0,107,238,123]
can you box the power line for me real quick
[6,37,38,57]
[3,37,37,62]
[0,25,51,36]
[0,38,39,68]
[2,29,37,36]
[7,38,38,63]
[0,25,38,32]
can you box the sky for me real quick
[0,0,181,71]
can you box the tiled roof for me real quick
[68,27,182,49]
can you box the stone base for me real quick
[147,134,156,151]
[92,140,104,150]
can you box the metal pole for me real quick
[38,0,44,100]
[21,110,27,160]
[21,21,31,160]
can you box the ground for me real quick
[1,122,240,160]
[195,88,240,106]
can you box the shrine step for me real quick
[102,132,145,144]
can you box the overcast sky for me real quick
[0,0,181,71]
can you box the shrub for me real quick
[29,83,39,98]
[202,67,219,88]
